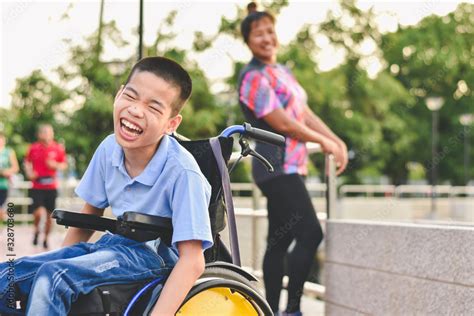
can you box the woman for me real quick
[0,132,20,221]
[238,5,348,315]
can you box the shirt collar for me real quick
[111,135,169,186]
[111,138,123,168]
[250,56,278,68]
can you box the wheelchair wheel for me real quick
[200,266,261,293]
[177,268,272,315]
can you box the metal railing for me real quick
[339,184,474,198]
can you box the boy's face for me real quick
[113,71,182,151]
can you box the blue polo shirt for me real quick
[75,134,213,250]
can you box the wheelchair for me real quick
[49,123,284,315]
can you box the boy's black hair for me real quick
[125,56,192,116]
[240,2,275,43]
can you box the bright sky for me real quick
[0,0,468,108]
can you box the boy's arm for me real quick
[62,203,105,247]
[151,240,205,316]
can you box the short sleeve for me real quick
[74,141,109,209]
[239,70,283,119]
[56,144,66,163]
[170,170,213,250]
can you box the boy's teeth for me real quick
[121,119,142,133]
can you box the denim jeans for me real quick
[0,233,178,316]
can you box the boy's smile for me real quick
[113,71,182,155]
[119,117,144,141]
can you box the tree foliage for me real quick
[1,1,472,185]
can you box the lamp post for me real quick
[426,96,444,219]
[460,114,474,185]
[138,0,144,60]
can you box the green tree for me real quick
[208,0,415,184]
[7,70,69,160]
[382,3,474,184]
[5,9,227,176]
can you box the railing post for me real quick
[251,182,261,272]
[325,154,337,219]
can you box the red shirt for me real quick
[26,141,66,189]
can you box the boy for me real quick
[0,57,213,316]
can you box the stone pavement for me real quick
[1,224,68,259]
[278,289,325,315]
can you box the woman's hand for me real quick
[321,138,347,175]
[320,137,339,155]
[335,140,348,175]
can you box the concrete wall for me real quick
[233,196,474,222]
[325,220,474,315]
[336,198,474,222]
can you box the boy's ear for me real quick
[114,85,125,101]
[166,114,182,134]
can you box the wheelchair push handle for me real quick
[220,122,285,147]
[243,123,285,147]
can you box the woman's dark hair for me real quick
[240,2,275,43]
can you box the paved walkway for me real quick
[1,224,67,259]
[279,289,325,315]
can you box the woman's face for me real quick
[247,17,278,64]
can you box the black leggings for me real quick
[258,174,323,313]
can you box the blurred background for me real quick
[1,0,472,187]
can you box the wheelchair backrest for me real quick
[173,135,234,235]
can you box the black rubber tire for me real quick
[200,266,262,294]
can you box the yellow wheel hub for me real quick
[177,287,259,315]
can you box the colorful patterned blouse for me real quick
[238,58,308,183]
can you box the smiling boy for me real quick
[0,57,213,316]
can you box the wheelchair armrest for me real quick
[52,209,117,233]
[117,212,173,246]
[120,212,172,232]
